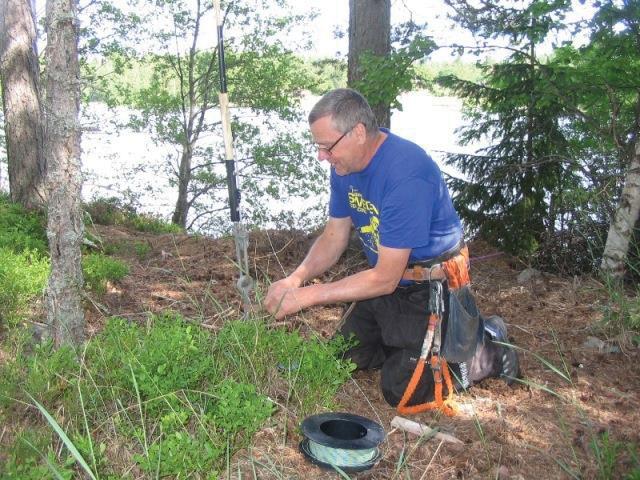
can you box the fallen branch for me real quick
[390,416,463,445]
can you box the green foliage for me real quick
[353,34,436,112]
[129,213,183,234]
[436,0,640,275]
[0,312,353,477]
[443,0,571,45]
[0,195,48,254]
[85,196,130,225]
[601,280,640,332]
[305,58,347,93]
[626,445,640,480]
[85,197,182,234]
[83,56,155,105]
[135,426,223,477]
[437,1,577,255]
[102,240,151,260]
[131,313,216,405]
[0,248,50,326]
[133,241,151,259]
[591,432,623,480]
[440,56,578,255]
[413,60,483,94]
[23,343,79,408]
[0,196,50,326]
[82,253,129,294]
[216,319,356,415]
[589,431,640,480]
[210,380,274,437]
[1,429,75,480]
[95,0,326,234]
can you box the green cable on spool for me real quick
[299,412,385,473]
[307,440,378,467]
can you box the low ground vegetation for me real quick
[0,314,353,477]
[0,196,354,477]
[0,197,639,478]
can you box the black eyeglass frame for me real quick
[317,127,353,156]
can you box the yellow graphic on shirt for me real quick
[348,189,380,254]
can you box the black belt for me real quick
[408,237,465,269]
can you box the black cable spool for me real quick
[299,412,385,472]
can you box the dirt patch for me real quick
[87,226,640,479]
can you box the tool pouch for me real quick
[440,246,479,363]
[442,285,480,362]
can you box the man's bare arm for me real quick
[295,244,410,305]
[286,216,352,287]
[264,217,351,315]
[266,244,410,319]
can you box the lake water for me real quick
[1,91,476,232]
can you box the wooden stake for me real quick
[391,416,463,445]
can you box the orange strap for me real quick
[442,246,470,289]
[395,248,471,416]
[396,353,457,417]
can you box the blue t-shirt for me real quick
[329,129,462,267]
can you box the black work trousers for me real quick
[338,282,502,407]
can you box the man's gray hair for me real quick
[308,88,379,136]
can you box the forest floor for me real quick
[87,225,640,479]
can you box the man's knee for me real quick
[334,330,386,370]
[381,349,436,407]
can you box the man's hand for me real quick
[264,276,304,319]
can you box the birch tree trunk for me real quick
[601,136,640,278]
[44,0,84,346]
[0,0,46,209]
[348,0,390,128]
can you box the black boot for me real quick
[483,315,520,385]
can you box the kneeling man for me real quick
[264,88,519,412]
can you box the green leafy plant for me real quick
[590,431,624,480]
[22,342,79,408]
[84,197,183,234]
[0,312,354,477]
[0,429,75,480]
[84,197,136,227]
[353,35,436,113]
[128,214,183,234]
[131,313,216,405]
[136,426,223,477]
[0,247,49,326]
[133,241,151,259]
[215,319,356,416]
[212,379,274,438]
[0,196,50,326]
[601,277,640,332]
[0,194,48,254]
[82,252,129,294]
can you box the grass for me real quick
[84,196,183,234]
[0,195,136,328]
[0,312,355,477]
[0,246,50,326]
[0,194,50,326]
[4,190,640,478]
[503,331,640,480]
[82,253,129,294]
[601,275,640,334]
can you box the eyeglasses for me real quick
[317,128,352,156]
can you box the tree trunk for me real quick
[44,0,84,347]
[172,145,192,228]
[348,0,391,128]
[0,0,46,209]
[601,136,640,278]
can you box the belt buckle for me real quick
[428,264,442,281]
